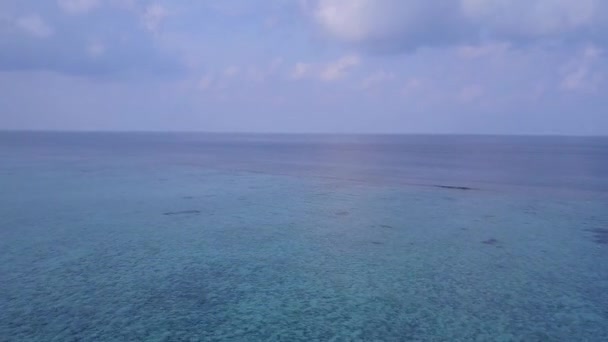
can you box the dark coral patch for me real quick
[594,236,608,245]
[482,238,499,246]
[434,185,475,191]
[163,210,201,216]
[586,228,608,234]
[585,228,608,245]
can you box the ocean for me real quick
[1,132,607,341]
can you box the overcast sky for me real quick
[1,0,607,134]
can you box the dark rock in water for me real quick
[482,238,499,245]
[434,185,475,191]
[335,211,350,216]
[585,228,608,245]
[163,210,201,216]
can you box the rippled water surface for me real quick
[1,132,607,341]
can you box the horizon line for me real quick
[0,129,606,138]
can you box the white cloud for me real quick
[311,0,460,50]
[290,55,361,81]
[319,55,360,81]
[16,14,54,38]
[57,0,101,14]
[195,61,282,91]
[290,62,313,80]
[462,0,598,37]
[560,46,604,92]
[309,0,608,52]
[0,2,183,76]
[142,4,169,32]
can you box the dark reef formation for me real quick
[434,185,475,191]
[482,238,500,246]
[585,228,608,245]
[163,210,201,216]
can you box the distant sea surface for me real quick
[1,132,608,341]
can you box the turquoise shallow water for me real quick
[1,133,608,341]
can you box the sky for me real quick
[0,0,607,135]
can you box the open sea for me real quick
[1,132,608,341]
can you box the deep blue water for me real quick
[1,132,608,341]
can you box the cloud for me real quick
[16,14,54,38]
[319,55,360,81]
[196,59,285,92]
[141,4,169,32]
[560,45,604,92]
[290,55,360,81]
[461,0,598,38]
[0,1,182,77]
[309,0,608,52]
[360,70,395,88]
[57,0,101,14]
[291,62,312,80]
[310,0,463,51]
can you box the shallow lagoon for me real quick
[1,133,608,341]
